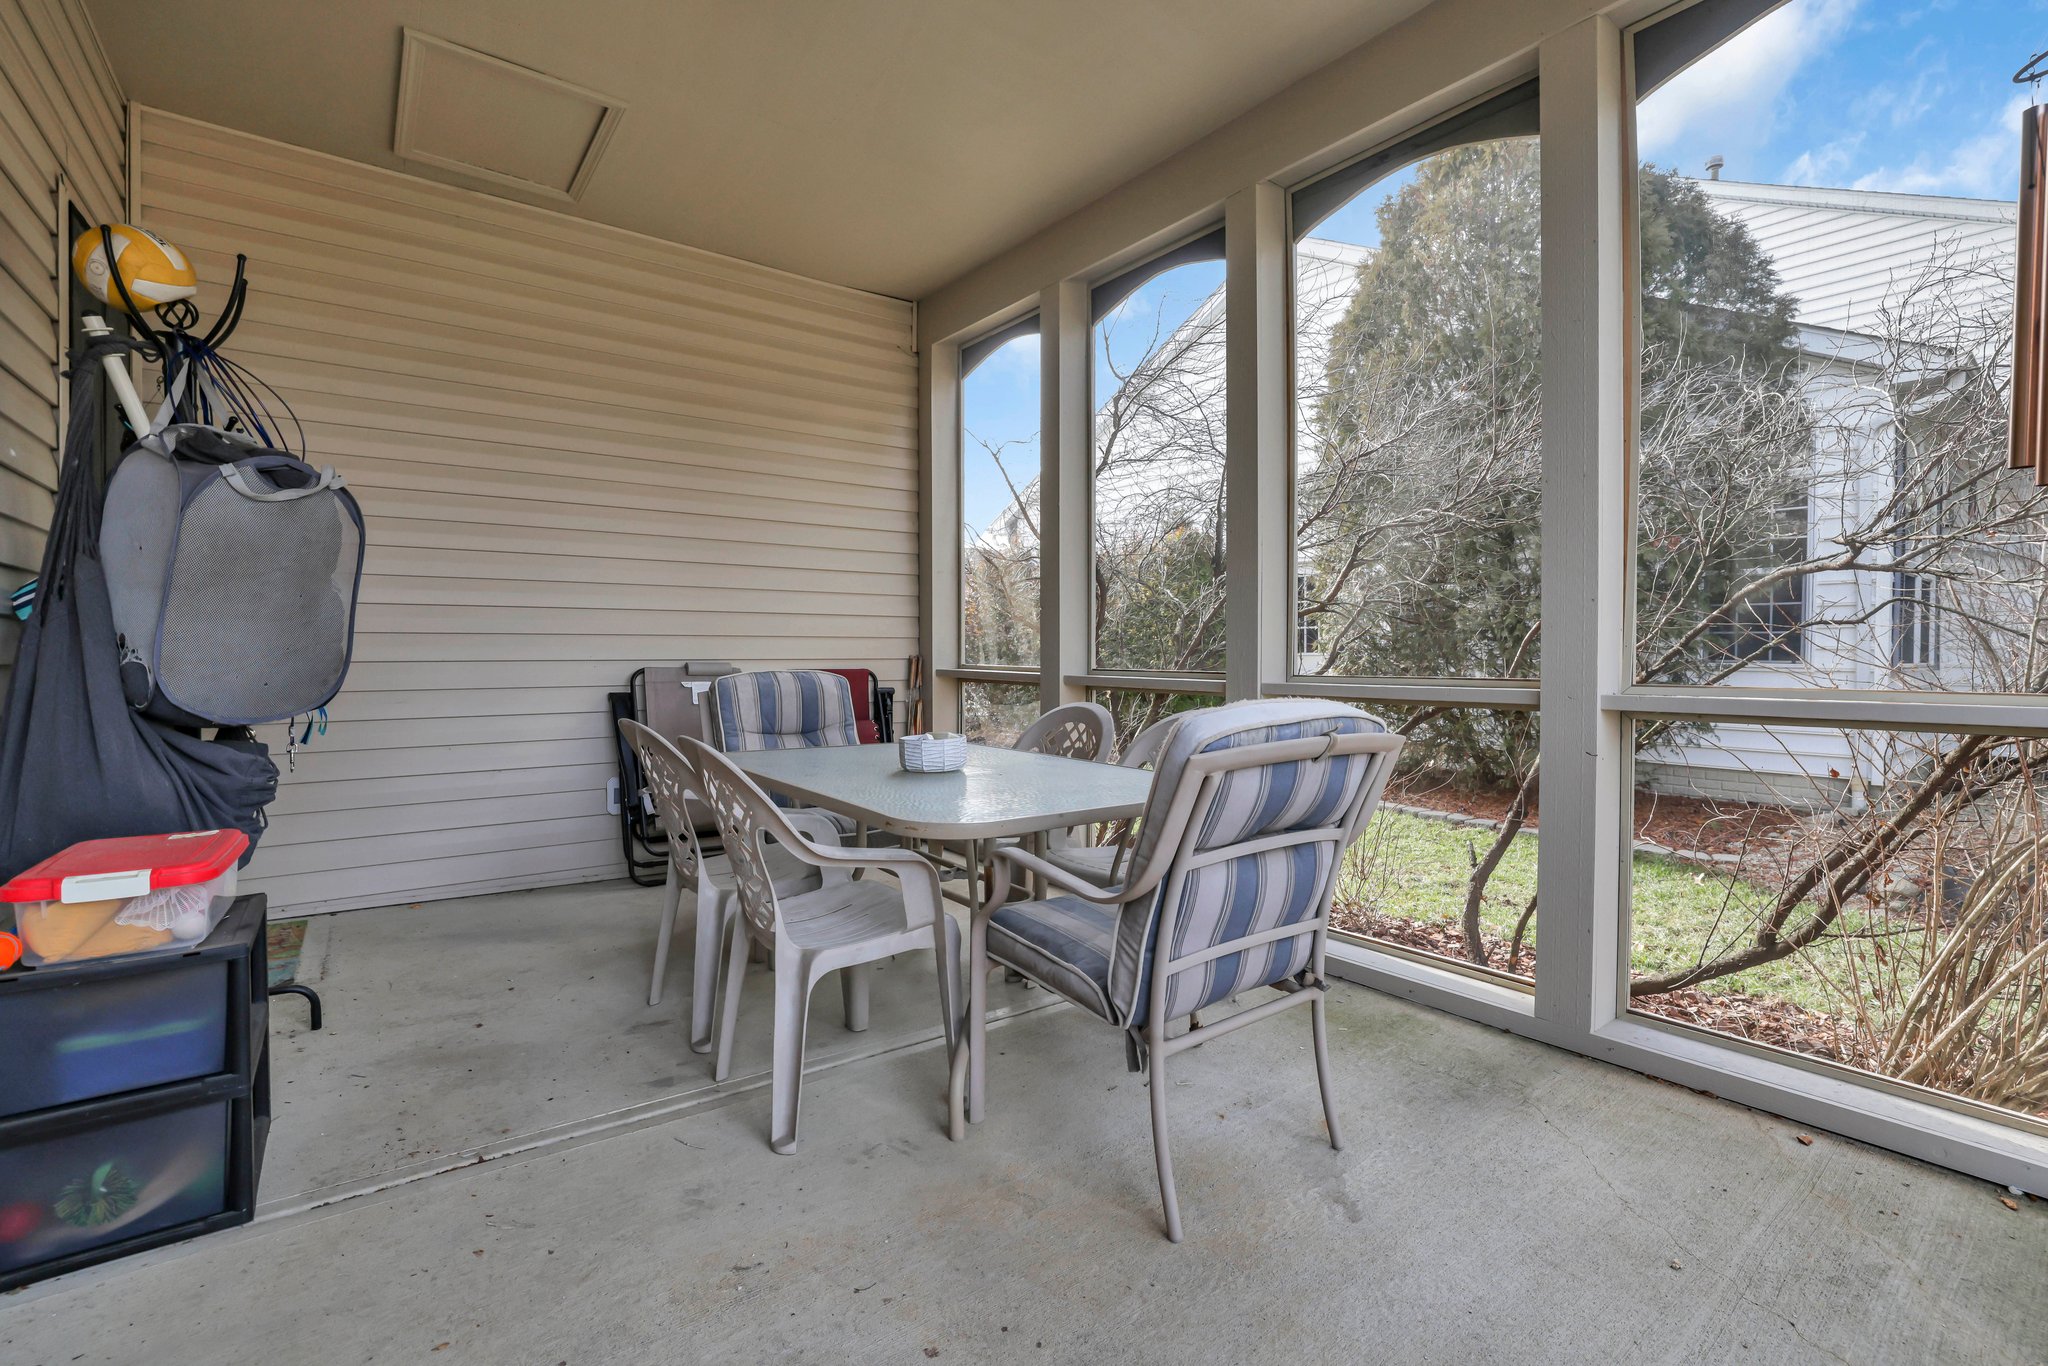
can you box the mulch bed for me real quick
[1629,987,1859,1064]
[1386,780,1805,858]
[1387,777,1863,904]
[1338,907,1857,1063]
[1335,906,1533,976]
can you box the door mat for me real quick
[267,919,308,988]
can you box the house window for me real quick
[1294,574,1322,659]
[1890,430,1939,670]
[1892,571,1937,667]
[1710,499,1806,666]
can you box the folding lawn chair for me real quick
[610,662,737,886]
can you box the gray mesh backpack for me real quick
[100,422,364,727]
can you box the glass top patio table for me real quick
[730,742,1151,843]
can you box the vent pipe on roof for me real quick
[1705,154,1725,180]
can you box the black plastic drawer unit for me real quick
[0,894,270,1290]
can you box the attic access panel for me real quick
[393,29,626,203]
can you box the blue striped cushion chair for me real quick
[711,670,863,752]
[986,700,1387,1029]
[711,669,863,836]
[971,698,1399,1240]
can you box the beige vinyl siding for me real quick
[0,0,121,711]
[133,108,918,914]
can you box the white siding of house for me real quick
[133,109,918,913]
[1641,181,2019,800]
[0,0,122,712]
[1695,180,2014,338]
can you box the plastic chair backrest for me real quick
[617,719,713,891]
[1118,714,1184,769]
[680,737,812,940]
[1014,701,1114,762]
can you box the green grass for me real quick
[1343,807,1910,1016]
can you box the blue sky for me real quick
[961,262,1222,537]
[1639,0,2045,197]
[960,0,2047,539]
[959,329,1039,538]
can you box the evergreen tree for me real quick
[1304,139,1805,784]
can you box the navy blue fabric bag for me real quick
[0,339,277,881]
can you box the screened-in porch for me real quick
[0,0,2045,1360]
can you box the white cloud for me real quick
[977,331,1039,380]
[1850,93,2026,197]
[1853,65,1943,130]
[1636,0,1861,159]
[1784,133,1865,186]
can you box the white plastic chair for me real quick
[993,700,1116,858]
[1039,712,1185,887]
[1012,700,1115,762]
[617,720,841,1048]
[682,737,963,1155]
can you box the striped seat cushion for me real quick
[985,896,1118,1021]
[1038,841,1122,886]
[713,670,862,752]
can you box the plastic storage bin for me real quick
[1,830,246,965]
[0,1079,240,1279]
[0,897,266,1121]
[0,961,230,1117]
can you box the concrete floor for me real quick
[4,881,2045,1365]
[250,880,1036,1212]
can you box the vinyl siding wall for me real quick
[131,108,918,914]
[0,0,122,711]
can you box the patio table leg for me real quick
[965,895,990,1126]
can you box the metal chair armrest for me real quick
[988,845,1129,908]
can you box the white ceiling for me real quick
[84,0,1429,299]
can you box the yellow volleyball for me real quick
[70,224,197,315]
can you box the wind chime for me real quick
[2012,50,2048,481]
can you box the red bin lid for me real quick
[0,829,248,903]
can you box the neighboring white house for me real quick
[1639,178,2018,808]
[972,177,2022,808]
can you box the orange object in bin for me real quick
[0,830,247,966]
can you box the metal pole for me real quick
[80,313,152,439]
